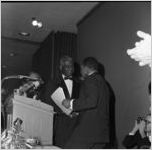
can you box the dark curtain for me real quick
[32,31,77,83]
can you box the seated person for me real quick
[24,72,44,100]
[122,113,151,149]
[2,72,43,130]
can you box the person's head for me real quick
[81,57,98,78]
[59,55,74,77]
[29,72,41,80]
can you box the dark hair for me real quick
[82,57,98,71]
[148,82,151,94]
[60,55,73,66]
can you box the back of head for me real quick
[82,57,98,71]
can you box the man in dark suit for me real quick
[62,57,110,149]
[42,55,80,148]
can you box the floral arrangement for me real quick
[1,118,39,149]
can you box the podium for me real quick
[12,95,54,145]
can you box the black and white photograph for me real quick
[1,1,151,149]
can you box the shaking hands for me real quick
[62,99,71,109]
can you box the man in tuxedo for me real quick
[62,57,110,149]
[43,55,80,148]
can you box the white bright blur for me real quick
[32,20,38,26]
[127,31,151,67]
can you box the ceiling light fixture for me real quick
[9,52,17,57]
[19,32,30,36]
[2,65,7,68]
[37,22,42,28]
[9,52,15,57]
[32,17,43,28]
[32,18,38,26]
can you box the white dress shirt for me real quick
[62,74,73,98]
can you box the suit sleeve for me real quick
[42,80,57,105]
[73,78,99,112]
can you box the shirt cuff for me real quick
[70,99,74,110]
[129,132,135,136]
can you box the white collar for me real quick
[88,71,97,76]
[62,74,66,79]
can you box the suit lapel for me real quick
[58,75,71,99]
[71,79,76,99]
[87,72,98,80]
[71,78,80,99]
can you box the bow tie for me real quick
[64,76,73,80]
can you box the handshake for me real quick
[62,99,71,109]
[62,99,79,117]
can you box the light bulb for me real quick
[32,20,38,26]
[37,22,42,28]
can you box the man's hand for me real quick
[62,99,71,109]
[138,120,146,138]
[130,120,139,135]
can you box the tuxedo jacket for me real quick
[65,72,110,148]
[42,74,80,111]
[42,74,80,147]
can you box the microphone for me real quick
[18,75,44,84]
[2,75,44,84]
[2,75,20,80]
[2,75,41,81]
[18,75,38,80]
[1,75,21,86]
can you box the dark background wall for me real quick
[77,2,151,148]
[1,38,39,78]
